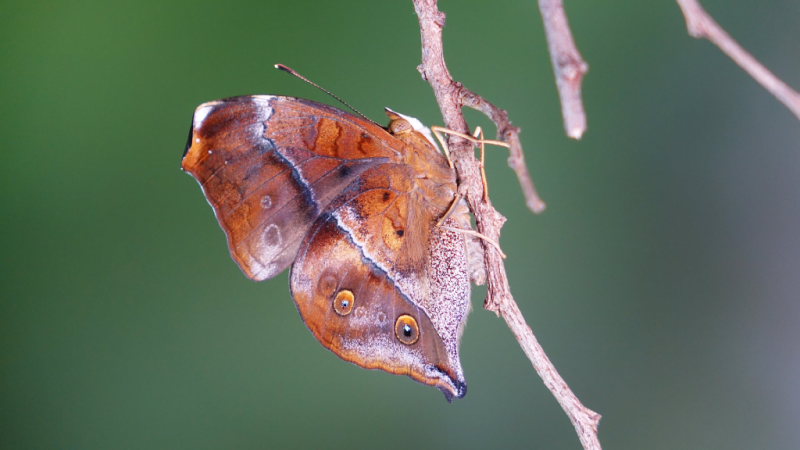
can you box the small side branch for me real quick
[538,0,589,139]
[412,1,600,449]
[676,0,800,121]
[461,90,546,213]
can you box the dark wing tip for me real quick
[441,380,467,402]
[182,118,194,164]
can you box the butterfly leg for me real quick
[430,125,508,200]
[472,126,490,201]
[436,192,463,227]
[429,126,510,151]
[430,126,509,258]
[438,225,506,259]
[431,126,454,168]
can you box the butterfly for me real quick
[181,95,487,400]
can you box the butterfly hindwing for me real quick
[290,163,469,400]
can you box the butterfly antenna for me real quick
[275,64,380,126]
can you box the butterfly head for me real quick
[384,107,441,153]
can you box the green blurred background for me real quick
[2,0,799,448]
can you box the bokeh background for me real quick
[2,0,799,449]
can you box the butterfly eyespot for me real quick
[394,315,419,345]
[260,195,272,209]
[333,289,355,316]
[262,224,282,247]
[317,274,338,297]
[382,191,390,202]
[395,229,404,237]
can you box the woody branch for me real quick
[539,0,588,139]
[411,1,601,450]
[676,0,800,121]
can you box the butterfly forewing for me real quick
[182,96,404,280]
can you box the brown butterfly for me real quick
[181,95,486,401]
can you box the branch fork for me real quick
[412,1,600,449]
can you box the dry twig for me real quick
[676,0,800,121]
[538,0,589,139]
[459,90,546,213]
[411,1,601,449]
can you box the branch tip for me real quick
[538,0,589,139]
[675,0,800,121]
